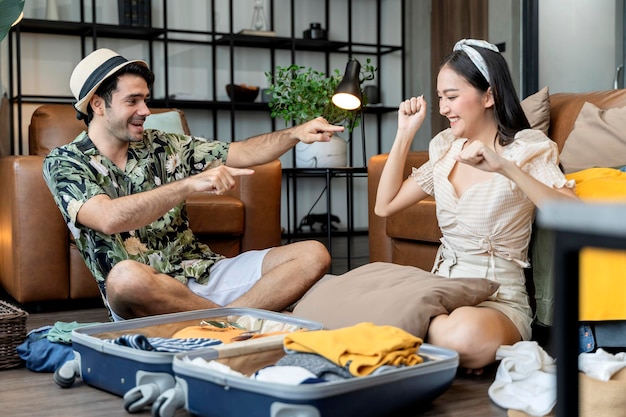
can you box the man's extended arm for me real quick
[226,117,344,167]
[77,165,253,235]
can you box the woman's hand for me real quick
[398,96,427,136]
[455,140,509,174]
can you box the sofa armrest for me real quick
[237,159,282,251]
[367,151,431,262]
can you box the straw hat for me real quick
[70,48,148,116]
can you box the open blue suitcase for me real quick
[153,340,459,417]
[53,308,322,413]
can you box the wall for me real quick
[538,0,622,93]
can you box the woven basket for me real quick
[0,300,28,369]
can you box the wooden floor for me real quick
[1,235,510,416]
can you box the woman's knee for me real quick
[429,314,476,352]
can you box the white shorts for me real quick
[109,248,270,322]
[187,248,270,306]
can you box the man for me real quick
[43,48,343,320]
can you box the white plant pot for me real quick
[295,135,348,168]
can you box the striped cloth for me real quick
[105,334,222,352]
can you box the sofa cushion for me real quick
[559,102,626,174]
[521,86,551,136]
[293,262,499,339]
[144,110,186,134]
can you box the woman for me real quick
[375,39,578,371]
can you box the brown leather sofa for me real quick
[0,104,282,304]
[368,89,626,271]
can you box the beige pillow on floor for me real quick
[292,262,500,339]
[520,86,551,136]
[559,101,626,174]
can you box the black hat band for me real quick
[79,55,128,100]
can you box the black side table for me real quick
[537,202,626,417]
[282,167,368,273]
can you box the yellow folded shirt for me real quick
[565,168,626,321]
[283,322,423,376]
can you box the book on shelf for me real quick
[118,0,151,27]
[237,29,276,37]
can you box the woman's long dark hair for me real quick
[440,46,530,146]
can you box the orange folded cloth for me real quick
[283,322,423,376]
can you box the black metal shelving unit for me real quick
[8,0,406,265]
[8,0,405,149]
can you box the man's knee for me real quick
[300,240,331,268]
[107,260,152,294]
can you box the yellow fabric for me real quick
[283,322,423,376]
[565,168,626,321]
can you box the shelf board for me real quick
[10,95,75,104]
[215,34,349,51]
[14,19,165,39]
[13,20,401,54]
[12,95,397,117]
[282,229,369,240]
[149,99,272,111]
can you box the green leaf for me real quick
[0,0,25,43]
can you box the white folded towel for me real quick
[579,348,626,381]
[488,341,556,416]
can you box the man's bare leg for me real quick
[227,240,331,311]
[106,260,220,319]
[106,240,330,319]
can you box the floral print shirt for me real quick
[43,129,230,300]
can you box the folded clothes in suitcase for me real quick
[155,328,459,417]
[53,308,322,413]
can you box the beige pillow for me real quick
[559,102,626,174]
[292,262,500,339]
[520,86,551,136]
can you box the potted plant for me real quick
[265,58,376,167]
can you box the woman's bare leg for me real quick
[427,305,522,371]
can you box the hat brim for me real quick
[74,58,148,116]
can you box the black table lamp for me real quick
[332,59,366,166]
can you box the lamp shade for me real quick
[332,60,362,110]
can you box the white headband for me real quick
[453,39,499,84]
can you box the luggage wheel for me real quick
[151,387,185,417]
[124,372,176,413]
[53,358,80,389]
